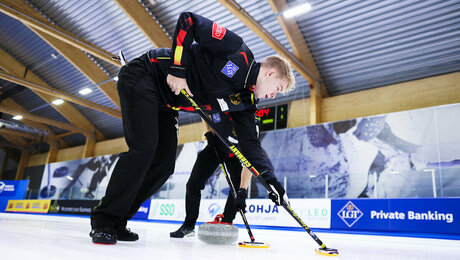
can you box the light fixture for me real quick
[52,99,64,105]
[283,3,312,18]
[79,87,93,95]
[113,76,119,82]
[12,115,23,120]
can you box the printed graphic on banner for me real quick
[0,181,15,195]
[133,200,151,219]
[38,154,119,200]
[337,201,363,227]
[0,180,29,212]
[6,199,50,213]
[160,103,460,204]
[232,199,331,229]
[197,200,227,222]
[48,200,99,215]
[259,103,460,199]
[148,199,185,221]
[331,198,460,234]
[146,198,331,229]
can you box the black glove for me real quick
[204,131,216,147]
[236,188,248,213]
[267,179,289,206]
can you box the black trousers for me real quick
[183,144,242,228]
[91,61,178,229]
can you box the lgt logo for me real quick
[338,201,363,227]
[221,61,239,78]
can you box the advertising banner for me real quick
[38,154,119,200]
[0,180,29,212]
[331,198,460,234]
[148,199,186,221]
[147,198,331,229]
[48,200,99,215]
[233,199,331,229]
[5,199,50,213]
[132,200,151,219]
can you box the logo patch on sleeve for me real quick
[221,61,239,78]
[212,113,221,123]
[212,22,226,40]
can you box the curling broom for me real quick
[181,90,339,256]
[212,146,269,248]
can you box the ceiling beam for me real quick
[0,106,94,135]
[0,48,105,140]
[1,134,28,147]
[0,1,120,67]
[113,0,172,48]
[27,26,121,109]
[0,71,121,119]
[217,0,321,88]
[0,128,43,142]
[2,98,68,148]
[56,131,78,139]
[266,0,328,97]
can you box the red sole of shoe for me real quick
[93,242,116,245]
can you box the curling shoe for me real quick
[170,225,195,238]
[90,227,117,245]
[116,227,139,241]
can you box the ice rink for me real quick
[1,213,459,260]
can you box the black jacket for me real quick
[142,12,275,181]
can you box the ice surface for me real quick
[1,213,459,260]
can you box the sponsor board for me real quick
[48,200,99,215]
[0,180,29,212]
[232,199,331,229]
[148,199,185,221]
[147,198,331,229]
[133,200,151,219]
[331,198,460,234]
[6,199,50,213]
[197,199,227,222]
[0,180,29,197]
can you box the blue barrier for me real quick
[0,180,29,212]
[331,198,459,235]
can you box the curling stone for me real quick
[198,214,238,245]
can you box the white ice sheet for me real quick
[1,213,459,260]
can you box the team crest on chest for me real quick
[221,61,239,78]
[229,93,242,105]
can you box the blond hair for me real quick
[261,55,295,94]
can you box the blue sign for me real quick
[337,201,363,227]
[221,61,239,78]
[132,199,151,219]
[0,180,29,212]
[331,198,460,235]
